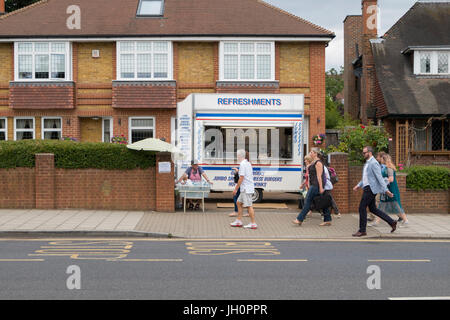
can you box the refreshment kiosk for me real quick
[176,93,305,202]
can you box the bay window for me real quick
[15,42,71,81]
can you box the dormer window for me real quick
[411,49,450,75]
[137,0,164,16]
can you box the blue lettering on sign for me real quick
[217,98,282,106]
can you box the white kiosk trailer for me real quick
[176,93,306,202]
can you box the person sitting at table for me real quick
[176,160,212,210]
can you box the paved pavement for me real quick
[0,192,448,239]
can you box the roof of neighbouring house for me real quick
[371,2,450,117]
[0,0,335,39]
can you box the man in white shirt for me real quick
[231,149,257,229]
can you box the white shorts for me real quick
[237,192,253,208]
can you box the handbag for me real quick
[312,193,332,210]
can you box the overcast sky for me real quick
[264,0,423,71]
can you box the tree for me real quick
[5,0,40,13]
[325,67,344,101]
[325,67,345,129]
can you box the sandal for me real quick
[319,222,332,227]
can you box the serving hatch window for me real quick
[204,126,293,162]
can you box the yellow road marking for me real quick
[108,259,183,262]
[0,259,45,262]
[237,259,308,262]
[368,259,431,262]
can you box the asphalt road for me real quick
[0,238,449,300]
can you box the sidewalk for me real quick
[0,208,449,239]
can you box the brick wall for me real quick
[54,168,156,210]
[397,174,449,214]
[308,42,326,148]
[0,43,12,109]
[0,168,35,208]
[329,152,449,214]
[0,153,176,212]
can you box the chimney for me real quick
[360,0,379,124]
[362,0,378,37]
[0,0,5,15]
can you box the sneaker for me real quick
[400,221,409,228]
[335,213,342,219]
[368,221,380,227]
[244,223,258,229]
[230,220,243,227]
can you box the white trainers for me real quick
[368,221,380,227]
[400,221,410,228]
[230,220,243,227]
[244,223,258,230]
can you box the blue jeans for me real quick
[233,188,241,212]
[296,185,331,222]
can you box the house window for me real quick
[129,117,155,144]
[117,41,171,80]
[14,117,35,140]
[42,117,62,140]
[414,51,450,75]
[137,0,164,16]
[420,52,431,74]
[0,118,7,141]
[15,42,70,81]
[102,118,113,143]
[413,119,450,152]
[438,52,449,74]
[220,42,275,81]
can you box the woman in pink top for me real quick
[176,160,212,210]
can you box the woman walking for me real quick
[370,153,409,227]
[292,148,332,227]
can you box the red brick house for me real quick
[0,0,334,151]
[344,0,449,166]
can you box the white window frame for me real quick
[414,50,450,75]
[116,41,173,81]
[128,116,156,144]
[137,0,165,16]
[14,41,72,81]
[219,41,275,81]
[102,117,114,143]
[14,117,35,140]
[0,117,7,141]
[41,117,63,140]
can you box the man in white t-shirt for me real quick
[230,149,257,229]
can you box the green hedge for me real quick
[0,140,156,169]
[405,166,450,191]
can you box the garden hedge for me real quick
[0,140,156,169]
[405,166,450,191]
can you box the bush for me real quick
[326,124,390,164]
[0,140,156,170]
[404,166,450,191]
